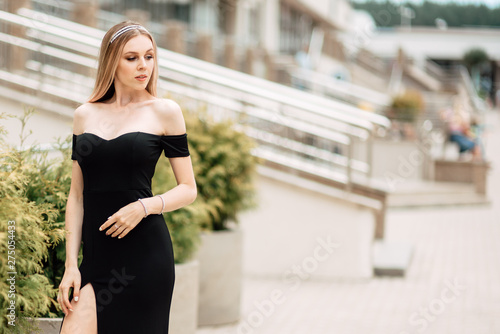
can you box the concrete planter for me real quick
[170,260,200,334]
[196,228,243,326]
[27,318,62,334]
[434,159,490,195]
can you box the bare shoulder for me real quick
[73,102,102,134]
[152,98,186,135]
[74,102,93,116]
[152,98,182,117]
[73,103,91,134]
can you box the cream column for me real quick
[71,0,99,28]
[234,0,250,46]
[6,0,30,71]
[259,0,280,54]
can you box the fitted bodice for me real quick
[72,131,189,193]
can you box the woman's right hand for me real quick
[57,266,81,316]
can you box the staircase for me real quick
[0,7,393,239]
[0,8,491,281]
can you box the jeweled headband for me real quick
[109,25,149,44]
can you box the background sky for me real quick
[352,0,500,7]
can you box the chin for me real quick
[134,82,149,89]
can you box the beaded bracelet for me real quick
[137,198,148,218]
[155,195,165,214]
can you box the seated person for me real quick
[442,106,481,161]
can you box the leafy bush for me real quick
[0,110,66,333]
[182,107,258,231]
[152,156,209,264]
[17,116,77,320]
[388,90,425,123]
[463,48,488,70]
[152,106,259,262]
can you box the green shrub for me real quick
[0,110,66,333]
[388,90,425,123]
[463,48,488,70]
[152,156,208,264]
[182,107,258,231]
[25,140,79,319]
[152,106,259,261]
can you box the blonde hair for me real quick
[88,21,159,103]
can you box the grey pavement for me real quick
[197,110,500,334]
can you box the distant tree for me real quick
[463,48,489,93]
[351,0,500,28]
[463,48,489,70]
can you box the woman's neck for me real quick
[109,87,152,109]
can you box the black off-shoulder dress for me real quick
[59,131,190,334]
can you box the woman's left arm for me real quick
[141,98,197,214]
[150,155,197,213]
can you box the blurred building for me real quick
[7,0,361,79]
[0,0,493,288]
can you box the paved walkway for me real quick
[197,110,500,334]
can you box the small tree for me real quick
[463,48,488,70]
[463,48,489,93]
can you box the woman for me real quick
[443,99,482,161]
[57,21,197,333]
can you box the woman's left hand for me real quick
[99,201,145,239]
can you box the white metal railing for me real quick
[0,8,392,190]
[15,8,390,132]
[5,8,384,144]
[288,67,391,112]
[457,65,487,114]
[387,62,403,96]
[424,59,446,81]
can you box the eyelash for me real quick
[126,55,154,61]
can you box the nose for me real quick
[137,57,146,69]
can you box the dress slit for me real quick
[58,281,98,333]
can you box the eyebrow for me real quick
[123,49,154,55]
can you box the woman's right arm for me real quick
[65,163,84,268]
[58,162,85,314]
[57,106,87,315]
